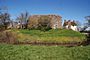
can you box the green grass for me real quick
[11,29,86,43]
[0,44,90,60]
[19,29,83,37]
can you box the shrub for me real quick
[0,25,5,31]
[0,30,18,44]
[38,20,51,31]
[37,16,51,31]
[28,15,51,31]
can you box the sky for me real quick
[0,0,90,25]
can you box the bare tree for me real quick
[0,12,10,29]
[85,16,90,27]
[16,11,29,29]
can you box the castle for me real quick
[28,15,62,29]
[7,15,78,31]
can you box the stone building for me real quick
[28,15,62,29]
[63,20,78,31]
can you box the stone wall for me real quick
[28,15,62,29]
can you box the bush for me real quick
[0,30,18,44]
[28,15,51,31]
[37,16,51,31]
[0,25,5,31]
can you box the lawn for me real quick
[0,29,89,60]
[0,44,90,60]
[11,29,86,43]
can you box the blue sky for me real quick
[0,0,90,25]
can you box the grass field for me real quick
[0,29,89,60]
[0,44,90,60]
[11,29,86,43]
